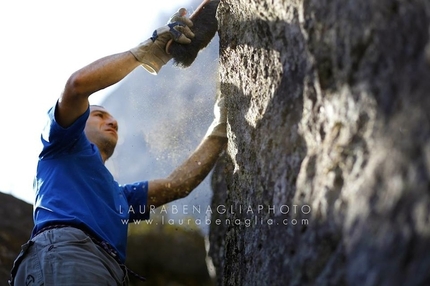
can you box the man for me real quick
[9,8,227,286]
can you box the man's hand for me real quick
[205,93,227,138]
[163,8,194,44]
[130,8,194,74]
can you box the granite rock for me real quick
[209,1,430,285]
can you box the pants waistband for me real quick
[33,224,146,282]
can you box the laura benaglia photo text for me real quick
[119,204,312,216]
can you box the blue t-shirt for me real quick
[32,103,149,263]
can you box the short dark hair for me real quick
[90,104,105,109]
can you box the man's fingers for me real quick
[176,25,195,39]
[175,33,192,44]
[180,35,192,44]
[167,23,194,44]
[169,8,193,27]
[156,8,194,45]
[173,16,193,28]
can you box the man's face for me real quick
[84,105,118,159]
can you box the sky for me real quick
[0,0,196,204]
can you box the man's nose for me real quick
[107,117,118,131]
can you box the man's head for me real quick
[84,105,118,161]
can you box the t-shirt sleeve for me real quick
[40,102,90,158]
[122,181,150,220]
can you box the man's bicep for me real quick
[56,93,90,128]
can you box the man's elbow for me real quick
[64,70,90,99]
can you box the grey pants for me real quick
[10,227,128,286]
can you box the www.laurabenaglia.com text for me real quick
[119,204,311,226]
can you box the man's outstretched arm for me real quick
[56,9,194,128]
[148,136,227,208]
[57,52,141,128]
[148,96,228,208]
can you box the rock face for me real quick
[126,223,213,286]
[209,1,430,285]
[0,192,33,284]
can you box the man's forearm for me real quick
[167,135,227,192]
[148,135,227,208]
[65,51,140,98]
[57,51,140,128]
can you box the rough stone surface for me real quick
[209,0,430,285]
[0,193,33,284]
